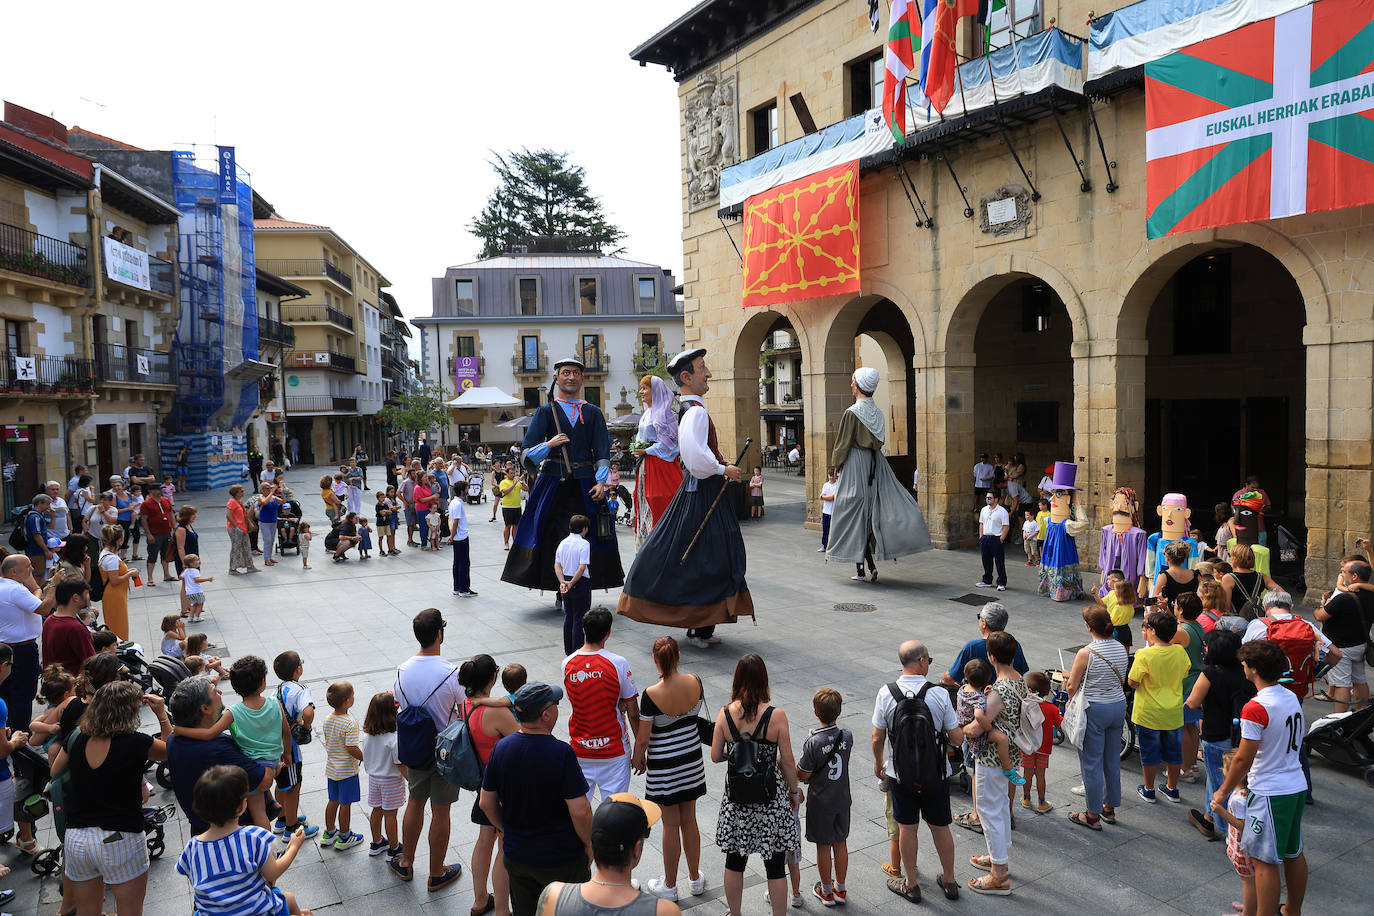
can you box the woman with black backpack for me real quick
[710,654,800,916]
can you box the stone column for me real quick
[802,363,861,529]
[918,349,977,548]
[1302,320,1374,601]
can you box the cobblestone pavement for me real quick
[7,465,1367,914]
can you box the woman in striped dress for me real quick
[632,637,707,902]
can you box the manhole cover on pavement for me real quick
[949,593,992,606]
[834,602,876,614]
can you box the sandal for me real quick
[886,875,921,903]
[881,862,902,878]
[15,837,39,854]
[1069,811,1103,831]
[953,811,983,833]
[968,874,1011,896]
[1311,690,1336,703]
[969,855,999,872]
[935,876,961,900]
[1101,807,1117,824]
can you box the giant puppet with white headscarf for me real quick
[825,366,932,581]
[631,374,683,548]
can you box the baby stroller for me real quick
[116,640,157,694]
[276,499,302,555]
[610,484,635,527]
[148,655,193,789]
[466,474,486,504]
[1305,704,1374,787]
[1052,646,1137,760]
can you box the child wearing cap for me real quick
[539,794,680,916]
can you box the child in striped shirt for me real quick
[177,764,310,916]
[321,681,364,851]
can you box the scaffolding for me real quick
[169,148,259,436]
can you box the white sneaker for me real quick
[688,875,706,896]
[975,580,993,587]
[648,877,678,901]
[687,636,711,649]
[1071,784,1086,796]
[816,546,826,552]
[996,585,1007,591]
[850,573,867,581]
[706,634,721,644]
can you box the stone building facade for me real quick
[633,0,1373,596]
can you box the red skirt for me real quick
[634,454,683,545]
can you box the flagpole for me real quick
[1005,0,1025,97]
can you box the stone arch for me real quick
[723,305,811,464]
[940,252,1090,355]
[1113,224,1331,341]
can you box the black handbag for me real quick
[693,677,713,745]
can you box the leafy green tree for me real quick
[470,149,625,258]
[634,343,670,381]
[377,385,449,446]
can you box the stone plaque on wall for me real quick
[685,68,738,212]
[978,185,1033,237]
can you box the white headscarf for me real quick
[853,367,879,394]
[849,367,885,442]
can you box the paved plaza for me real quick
[9,466,1368,914]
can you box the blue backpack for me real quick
[395,670,454,768]
[435,702,484,790]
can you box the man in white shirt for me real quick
[977,492,1011,591]
[871,640,964,902]
[43,480,70,540]
[973,454,994,506]
[556,516,592,654]
[0,555,57,727]
[618,348,755,650]
[390,608,464,890]
[259,460,276,492]
[66,464,86,502]
[449,495,476,598]
[819,468,839,552]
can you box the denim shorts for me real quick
[1136,725,1183,766]
[1183,705,1204,726]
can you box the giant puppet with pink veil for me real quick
[630,374,683,548]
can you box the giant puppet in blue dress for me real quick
[1038,461,1089,602]
[500,356,624,593]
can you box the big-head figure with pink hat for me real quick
[1144,492,1200,592]
[1038,461,1089,602]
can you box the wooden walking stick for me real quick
[680,438,752,565]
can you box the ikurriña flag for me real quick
[882,0,918,141]
[742,162,860,309]
[1145,0,1374,239]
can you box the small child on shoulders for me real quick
[957,659,1025,785]
[177,765,312,916]
[796,687,853,906]
[470,663,530,712]
[1020,672,1062,813]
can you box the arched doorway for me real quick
[1136,246,1306,545]
[728,307,806,471]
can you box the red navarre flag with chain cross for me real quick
[741,162,860,308]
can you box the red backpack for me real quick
[1263,617,1319,699]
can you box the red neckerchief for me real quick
[555,398,587,425]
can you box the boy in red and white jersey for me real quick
[563,607,640,804]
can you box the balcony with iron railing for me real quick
[284,395,358,413]
[255,259,353,292]
[632,351,663,373]
[0,221,90,288]
[761,378,804,406]
[282,304,354,331]
[256,316,296,348]
[93,344,174,386]
[0,349,94,393]
[512,354,548,374]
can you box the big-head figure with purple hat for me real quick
[1038,461,1089,601]
[1144,492,1200,591]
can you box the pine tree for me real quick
[469,149,625,258]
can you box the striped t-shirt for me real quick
[176,825,278,915]
[323,712,361,781]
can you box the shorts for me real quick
[0,777,13,833]
[886,775,951,827]
[147,531,170,560]
[406,763,461,806]
[275,755,302,792]
[1136,725,1183,767]
[1241,790,1306,864]
[327,775,361,805]
[805,801,851,845]
[1023,751,1051,770]
[404,507,418,526]
[578,754,631,802]
[502,507,522,525]
[1183,705,1204,726]
[1327,644,1368,688]
[63,825,150,884]
[251,758,282,794]
[472,792,493,827]
[175,465,189,478]
[367,774,406,810]
[187,593,205,606]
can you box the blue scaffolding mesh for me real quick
[169,148,258,436]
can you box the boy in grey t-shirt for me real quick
[797,688,854,906]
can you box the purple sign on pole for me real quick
[455,356,479,393]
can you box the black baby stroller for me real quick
[148,655,193,789]
[610,484,635,528]
[116,640,157,693]
[466,474,486,505]
[1305,704,1374,787]
[276,499,303,555]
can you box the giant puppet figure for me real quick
[1144,492,1200,593]
[1098,486,1148,599]
[618,349,753,648]
[631,374,682,549]
[825,366,931,581]
[1038,461,1089,601]
[1228,490,1272,575]
[501,356,624,593]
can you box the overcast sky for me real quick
[2,0,696,328]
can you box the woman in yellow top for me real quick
[320,474,342,522]
[498,468,528,550]
[97,524,138,639]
